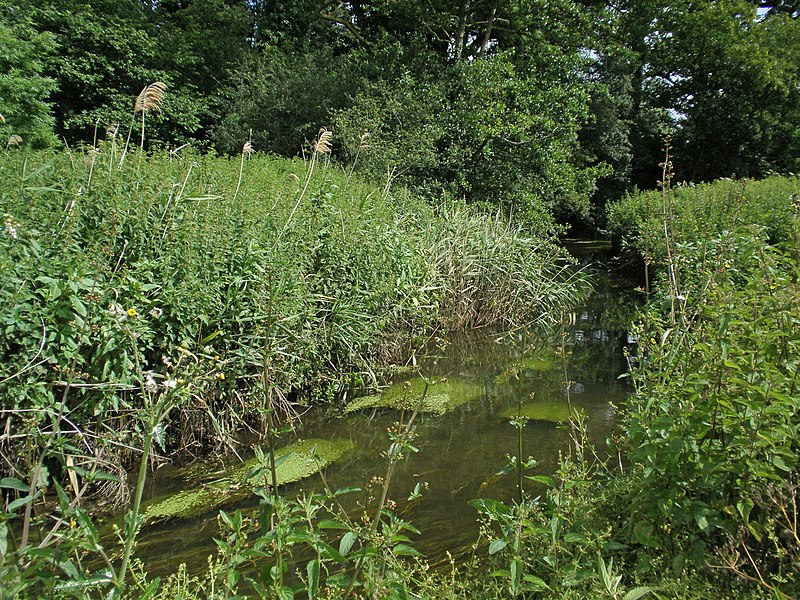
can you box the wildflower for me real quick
[127,308,138,317]
[4,215,19,239]
[149,307,163,318]
[217,372,225,380]
[144,372,157,393]
[163,379,177,390]
[109,303,127,321]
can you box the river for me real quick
[130,240,639,578]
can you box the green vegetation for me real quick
[3,1,798,225]
[597,174,800,596]
[344,376,483,415]
[0,136,585,597]
[143,438,355,521]
[1,0,799,596]
[498,401,573,423]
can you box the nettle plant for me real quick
[623,227,800,592]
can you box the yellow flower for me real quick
[217,372,225,380]
[127,308,137,317]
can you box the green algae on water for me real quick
[495,354,555,385]
[499,401,573,423]
[143,438,355,522]
[345,377,482,416]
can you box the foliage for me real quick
[0,13,58,148]
[604,174,800,596]
[0,144,581,494]
[607,175,800,263]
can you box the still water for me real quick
[133,241,638,576]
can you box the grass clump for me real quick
[0,147,584,465]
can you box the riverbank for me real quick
[0,146,587,597]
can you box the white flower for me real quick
[163,379,177,390]
[149,307,163,318]
[109,303,127,321]
[4,215,19,239]
[144,372,157,393]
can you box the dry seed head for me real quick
[359,128,370,150]
[135,81,168,113]
[242,141,253,155]
[7,134,22,148]
[0,113,5,123]
[106,123,119,138]
[314,127,332,154]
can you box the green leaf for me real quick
[70,295,87,317]
[563,533,588,544]
[488,539,508,555]
[623,586,656,600]
[527,475,555,487]
[8,495,34,512]
[772,455,791,472]
[339,531,356,556]
[317,519,350,530]
[522,574,550,591]
[53,570,113,591]
[0,523,8,556]
[0,477,29,492]
[306,559,319,600]
[392,543,423,557]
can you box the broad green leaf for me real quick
[306,559,319,600]
[339,531,356,556]
[0,477,29,492]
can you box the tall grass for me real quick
[0,144,584,481]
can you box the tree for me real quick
[0,12,58,148]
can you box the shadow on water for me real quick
[132,239,642,577]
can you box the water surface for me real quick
[134,241,638,576]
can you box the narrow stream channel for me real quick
[132,240,639,578]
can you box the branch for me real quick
[316,2,372,47]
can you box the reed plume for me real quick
[119,81,168,169]
[6,134,22,149]
[135,81,167,115]
[314,127,333,154]
[234,136,254,201]
[277,127,333,244]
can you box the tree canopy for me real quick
[2,0,798,223]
